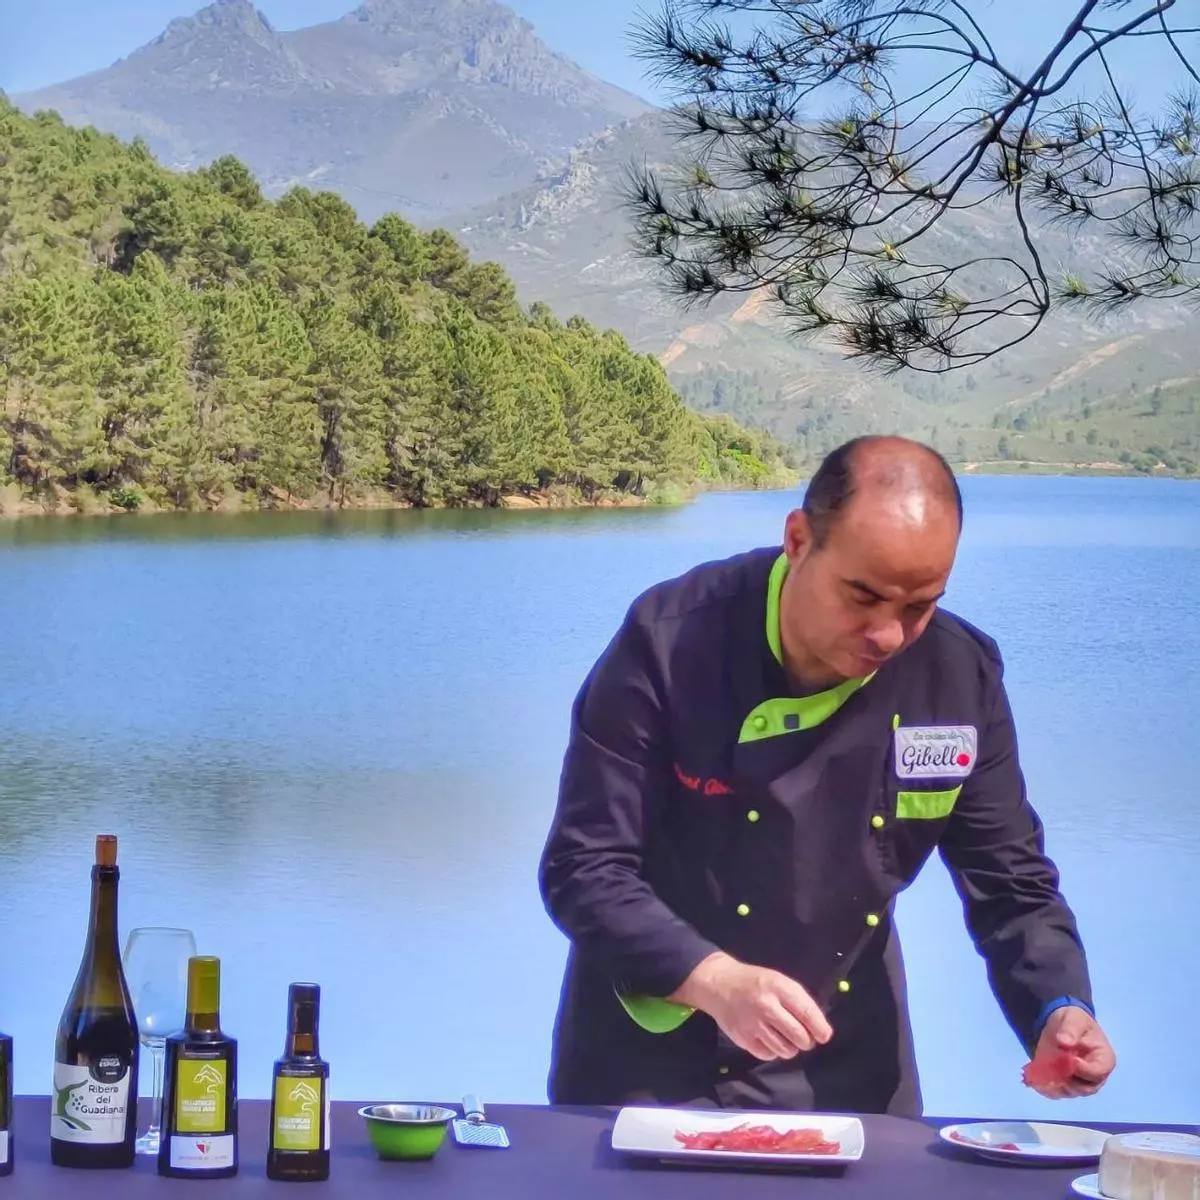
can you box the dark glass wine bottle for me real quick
[0,1030,12,1176]
[266,983,330,1182]
[50,834,139,1169]
[157,956,238,1179]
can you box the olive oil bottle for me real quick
[1,1030,12,1176]
[50,834,140,1169]
[266,983,330,1181]
[158,957,238,1179]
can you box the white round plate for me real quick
[1071,1173,1106,1198]
[938,1121,1110,1165]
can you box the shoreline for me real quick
[1,462,1194,522]
[0,483,686,523]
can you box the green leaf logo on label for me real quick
[54,1079,92,1132]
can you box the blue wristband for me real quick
[1033,995,1094,1041]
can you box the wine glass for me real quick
[122,926,197,1156]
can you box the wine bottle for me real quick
[158,956,238,1179]
[50,834,139,1169]
[0,1030,12,1176]
[266,983,330,1182]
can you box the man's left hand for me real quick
[1029,1005,1116,1099]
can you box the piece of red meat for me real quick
[674,1122,842,1154]
[948,1130,1021,1152]
[1022,1047,1081,1088]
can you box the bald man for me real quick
[538,435,1115,1116]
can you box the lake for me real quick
[0,476,1197,1128]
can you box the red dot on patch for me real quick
[956,753,971,767]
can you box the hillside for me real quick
[13,0,650,222]
[12,0,1199,475]
[457,113,1200,475]
[0,101,793,518]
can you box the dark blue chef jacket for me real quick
[537,546,1094,1115]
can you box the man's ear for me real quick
[783,508,815,565]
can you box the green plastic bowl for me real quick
[358,1104,456,1161]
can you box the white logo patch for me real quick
[894,725,978,779]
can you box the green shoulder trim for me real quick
[739,673,874,744]
[616,989,695,1033]
[896,786,962,820]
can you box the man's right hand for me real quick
[668,951,833,1061]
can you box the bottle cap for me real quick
[288,982,320,1036]
[188,956,221,1014]
[95,834,118,868]
[289,983,320,1007]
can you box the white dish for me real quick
[611,1105,864,1168]
[1071,1173,1106,1198]
[938,1121,1111,1165]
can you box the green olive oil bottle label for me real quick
[168,1058,234,1171]
[272,1077,322,1152]
[176,1060,226,1134]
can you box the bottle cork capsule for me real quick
[95,834,118,867]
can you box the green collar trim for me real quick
[746,552,873,743]
[766,551,788,666]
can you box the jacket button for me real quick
[866,913,880,927]
[747,809,760,823]
[837,980,851,993]
[871,815,885,829]
[736,903,751,917]
[753,715,768,732]
[718,1065,730,1076]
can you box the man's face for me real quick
[780,495,959,685]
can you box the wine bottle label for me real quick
[273,1076,323,1151]
[169,1133,235,1171]
[51,1059,131,1144]
[0,1131,8,1164]
[175,1060,227,1134]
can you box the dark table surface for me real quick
[4,1096,1191,1198]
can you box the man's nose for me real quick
[867,619,905,656]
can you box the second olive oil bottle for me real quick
[158,956,238,1179]
[266,983,330,1181]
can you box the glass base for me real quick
[135,1129,161,1156]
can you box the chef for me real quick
[537,435,1116,1115]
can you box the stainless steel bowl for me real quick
[358,1103,457,1160]
[359,1104,456,1124]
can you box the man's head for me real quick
[779,436,962,687]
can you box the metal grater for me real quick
[452,1093,510,1148]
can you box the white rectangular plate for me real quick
[611,1105,864,1167]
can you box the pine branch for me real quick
[625,0,1200,371]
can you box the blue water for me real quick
[0,476,1196,1127]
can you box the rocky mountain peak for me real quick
[156,0,276,46]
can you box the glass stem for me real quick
[148,1039,165,1136]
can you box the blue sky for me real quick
[0,0,1191,111]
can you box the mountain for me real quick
[13,0,650,221]
[455,112,1200,473]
